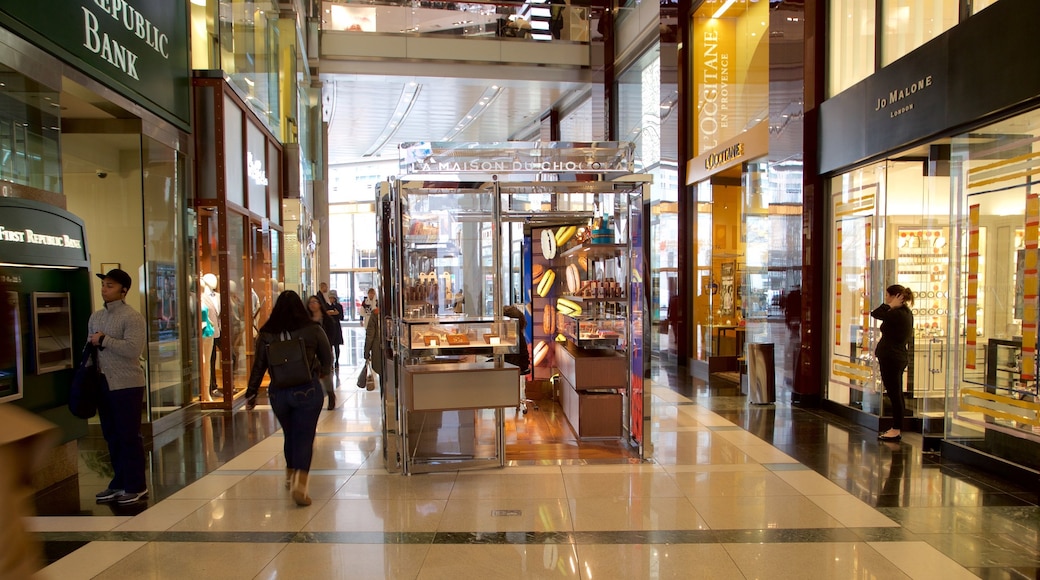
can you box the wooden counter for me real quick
[555,342,624,439]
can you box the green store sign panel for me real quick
[1,0,190,130]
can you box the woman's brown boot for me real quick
[291,470,312,506]
[285,468,294,489]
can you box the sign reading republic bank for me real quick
[0,0,190,130]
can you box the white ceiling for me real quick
[323,74,588,165]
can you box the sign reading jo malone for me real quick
[875,75,934,119]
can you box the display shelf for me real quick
[556,312,625,348]
[398,318,520,360]
[559,242,627,260]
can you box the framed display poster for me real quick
[720,262,735,316]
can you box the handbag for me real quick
[267,331,314,388]
[69,343,101,419]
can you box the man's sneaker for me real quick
[116,489,148,505]
[95,488,124,502]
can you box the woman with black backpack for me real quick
[245,290,332,506]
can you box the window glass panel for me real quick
[142,137,189,420]
[828,0,875,97]
[881,0,959,66]
[0,65,60,192]
[224,95,244,206]
[972,0,1000,14]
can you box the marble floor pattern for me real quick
[26,351,1040,579]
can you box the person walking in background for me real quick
[245,291,332,506]
[307,295,339,410]
[871,284,915,442]
[317,282,333,309]
[325,289,345,368]
[357,306,383,391]
[361,287,376,328]
[89,268,149,505]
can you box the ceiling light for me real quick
[441,84,503,141]
[363,83,422,157]
[191,0,206,5]
[712,0,737,19]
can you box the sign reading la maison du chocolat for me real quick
[0,0,190,129]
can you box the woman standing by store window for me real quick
[871,284,914,441]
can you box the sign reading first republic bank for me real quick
[0,0,190,128]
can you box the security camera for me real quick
[96,170,108,179]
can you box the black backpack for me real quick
[267,331,314,388]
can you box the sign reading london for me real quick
[399,142,635,174]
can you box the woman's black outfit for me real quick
[327,302,344,364]
[870,303,913,430]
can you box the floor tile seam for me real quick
[38,527,915,546]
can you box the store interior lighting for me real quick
[712,0,737,19]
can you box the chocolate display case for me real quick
[381,141,652,473]
[398,318,519,358]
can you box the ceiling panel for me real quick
[324,74,583,164]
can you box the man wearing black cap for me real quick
[88,268,149,505]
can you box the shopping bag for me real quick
[356,361,369,388]
[68,344,100,419]
[365,361,377,391]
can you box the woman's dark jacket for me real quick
[870,304,913,363]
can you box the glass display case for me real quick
[381,141,652,472]
[398,318,519,356]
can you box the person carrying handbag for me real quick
[357,306,383,391]
[245,290,332,506]
[89,268,148,506]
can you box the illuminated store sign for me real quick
[705,143,744,171]
[874,75,934,118]
[247,152,269,186]
[0,0,190,128]
[399,142,635,174]
[692,18,737,155]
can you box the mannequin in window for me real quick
[200,273,222,400]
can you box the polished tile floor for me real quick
[27,333,1040,579]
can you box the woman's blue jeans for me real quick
[269,379,324,471]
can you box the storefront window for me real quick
[972,0,1000,14]
[828,151,953,429]
[197,206,221,402]
[881,0,959,66]
[828,0,875,97]
[617,45,678,354]
[224,94,244,207]
[0,65,61,192]
[949,107,1040,470]
[142,137,190,420]
[225,213,245,394]
[828,162,886,416]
